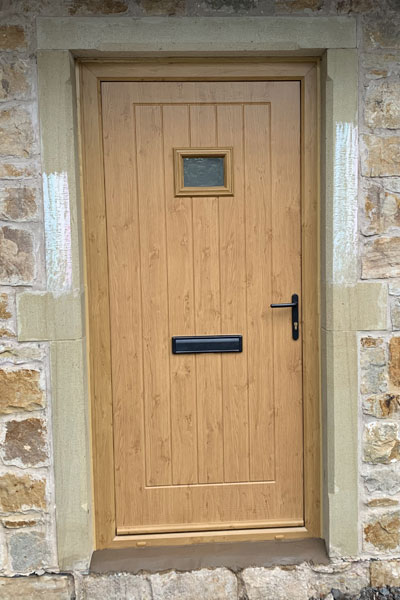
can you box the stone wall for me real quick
[0,0,400,595]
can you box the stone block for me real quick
[336,0,377,13]
[365,80,400,129]
[0,26,26,51]
[8,531,49,574]
[0,57,30,102]
[76,573,151,599]
[0,108,34,159]
[0,293,12,320]
[392,297,400,329]
[0,327,15,339]
[363,422,400,464]
[242,566,309,600]
[0,473,45,511]
[364,18,400,49]
[68,0,128,14]
[361,181,400,236]
[0,368,44,414]
[0,342,44,364]
[150,568,238,600]
[0,575,74,599]
[0,186,38,221]
[139,0,185,14]
[275,0,323,12]
[362,53,400,80]
[371,560,400,586]
[2,515,39,528]
[360,337,386,395]
[309,562,370,598]
[361,135,400,177]
[2,418,47,466]
[389,337,400,388]
[363,467,400,495]
[363,393,400,418]
[362,237,400,279]
[367,498,399,507]
[0,226,35,284]
[364,512,400,550]
[0,163,34,178]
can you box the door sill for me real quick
[91,537,328,574]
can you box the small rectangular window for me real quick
[174,148,233,196]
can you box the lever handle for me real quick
[270,294,299,341]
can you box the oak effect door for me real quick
[101,80,303,535]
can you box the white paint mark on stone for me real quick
[43,172,72,295]
[333,122,358,284]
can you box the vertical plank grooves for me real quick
[242,103,251,480]
[133,104,148,489]
[269,104,277,482]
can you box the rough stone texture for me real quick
[363,394,400,418]
[367,498,399,507]
[362,237,400,279]
[0,342,44,363]
[362,135,400,177]
[389,337,400,388]
[0,26,26,51]
[391,297,400,330]
[150,568,238,600]
[364,512,400,551]
[364,19,400,50]
[8,531,49,574]
[0,575,74,599]
[76,573,151,599]
[371,560,400,587]
[362,53,400,80]
[0,226,35,284]
[2,515,39,528]
[360,338,387,395]
[0,186,38,221]
[363,467,400,495]
[275,0,323,12]
[68,0,128,15]
[0,292,12,319]
[0,163,34,178]
[361,182,400,236]
[242,566,309,600]
[2,418,47,466]
[363,422,400,464]
[365,80,400,129]
[0,473,45,511]
[0,56,30,102]
[0,369,44,414]
[309,562,370,598]
[0,108,34,158]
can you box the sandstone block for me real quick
[150,568,238,600]
[0,368,44,413]
[0,473,45,511]
[0,186,37,221]
[2,515,39,528]
[371,559,400,586]
[364,19,400,50]
[0,26,26,51]
[0,293,12,320]
[242,566,309,600]
[362,237,400,280]
[360,338,386,395]
[0,57,30,102]
[336,0,377,13]
[364,512,400,550]
[0,575,74,599]
[76,573,151,599]
[392,297,400,329]
[362,135,400,177]
[0,343,44,364]
[362,53,400,80]
[361,182,400,236]
[9,531,49,574]
[367,498,399,507]
[0,327,15,339]
[363,393,400,418]
[0,108,34,158]
[389,337,400,388]
[365,80,400,129]
[68,0,128,14]
[139,0,185,14]
[0,163,34,178]
[363,467,400,495]
[2,418,47,466]
[0,226,35,284]
[363,422,400,464]
[275,0,322,12]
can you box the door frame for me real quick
[79,59,320,549]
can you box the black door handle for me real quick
[270,294,299,341]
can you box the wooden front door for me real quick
[100,79,303,535]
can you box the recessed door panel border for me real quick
[79,59,320,550]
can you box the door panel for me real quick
[101,81,302,534]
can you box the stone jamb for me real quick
[16,15,387,569]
